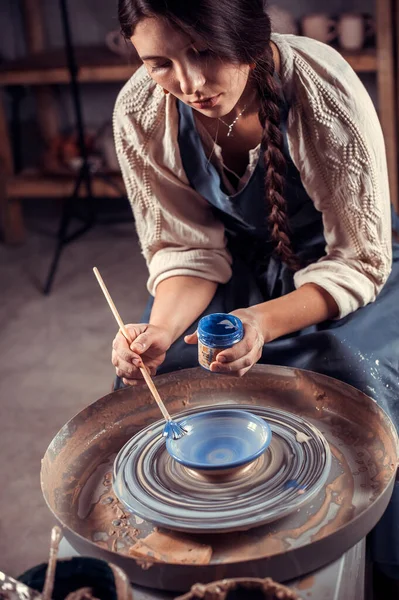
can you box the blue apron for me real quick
[119,93,399,575]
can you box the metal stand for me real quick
[43,0,110,295]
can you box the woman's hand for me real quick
[185,308,265,377]
[112,324,173,385]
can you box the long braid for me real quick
[254,47,301,271]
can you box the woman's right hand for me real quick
[112,324,173,385]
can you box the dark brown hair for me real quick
[118,0,299,270]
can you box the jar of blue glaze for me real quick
[197,313,244,371]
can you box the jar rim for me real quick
[198,313,243,342]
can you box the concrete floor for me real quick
[0,205,148,576]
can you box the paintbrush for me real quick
[93,267,186,440]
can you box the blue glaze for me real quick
[166,409,272,470]
[284,479,306,492]
[198,313,243,348]
[162,420,187,440]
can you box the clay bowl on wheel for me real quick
[166,409,272,478]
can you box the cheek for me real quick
[229,67,248,88]
[217,66,247,94]
[149,70,180,95]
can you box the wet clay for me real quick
[82,471,211,565]
[80,472,138,555]
[129,532,212,565]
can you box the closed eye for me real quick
[149,48,212,73]
[150,62,171,72]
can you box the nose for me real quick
[179,66,206,96]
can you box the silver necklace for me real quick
[219,104,247,137]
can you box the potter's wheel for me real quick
[113,406,331,533]
[41,366,398,592]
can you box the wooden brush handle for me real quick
[93,267,172,422]
[42,526,63,600]
[137,363,171,421]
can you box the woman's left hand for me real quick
[184,308,265,377]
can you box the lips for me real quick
[191,94,221,109]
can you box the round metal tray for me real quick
[41,366,398,592]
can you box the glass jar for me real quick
[197,313,244,371]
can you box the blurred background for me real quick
[0,0,398,578]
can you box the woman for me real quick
[111,0,399,588]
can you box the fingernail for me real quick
[132,358,142,367]
[217,355,227,363]
[211,363,222,372]
[131,342,143,352]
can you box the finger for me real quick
[112,333,140,364]
[112,348,141,367]
[114,352,160,374]
[125,323,148,341]
[236,366,253,378]
[115,362,142,379]
[146,365,158,377]
[210,347,262,374]
[130,330,157,354]
[122,377,139,387]
[134,359,159,376]
[216,332,261,364]
[117,324,149,354]
[113,331,130,351]
[119,361,157,384]
[184,331,198,345]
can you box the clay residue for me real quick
[128,531,212,565]
[81,472,212,565]
[295,574,315,590]
[80,472,139,555]
[280,474,346,543]
[311,485,354,542]
[208,450,354,564]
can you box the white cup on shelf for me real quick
[337,13,374,51]
[301,14,337,44]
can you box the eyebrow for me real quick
[140,55,167,61]
[140,41,195,62]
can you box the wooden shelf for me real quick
[0,45,377,88]
[6,171,124,198]
[339,48,378,72]
[0,46,141,86]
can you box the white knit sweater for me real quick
[113,34,392,319]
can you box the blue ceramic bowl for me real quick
[166,409,272,471]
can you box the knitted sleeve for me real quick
[287,38,392,318]
[113,71,232,295]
